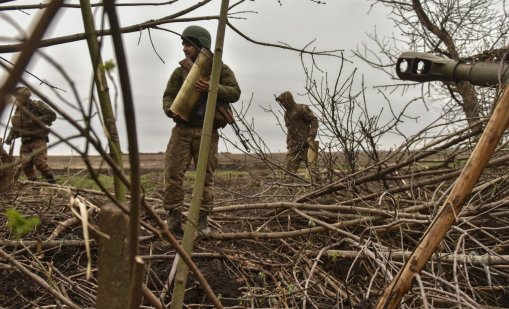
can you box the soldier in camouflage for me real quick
[5,87,57,183]
[162,25,241,234]
[276,91,319,175]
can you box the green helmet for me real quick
[181,25,211,50]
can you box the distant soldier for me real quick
[5,87,57,183]
[276,91,319,175]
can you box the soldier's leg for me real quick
[190,128,219,232]
[202,129,219,231]
[297,146,308,171]
[19,142,37,181]
[31,139,56,183]
[163,125,193,232]
[284,147,301,174]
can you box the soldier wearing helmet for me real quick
[275,91,319,176]
[5,86,57,183]
[181,25,212,51]
[162,25,241,234]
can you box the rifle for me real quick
[216,104,251,152]
[8,138,15,156]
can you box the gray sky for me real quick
[0,0,440,155]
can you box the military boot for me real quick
[167,209,183,235]
[198,213,211,234]
[44,173,56,184]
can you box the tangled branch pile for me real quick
[0,122,508,309]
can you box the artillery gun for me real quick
[375,52,509,309]
[396,51,509,86]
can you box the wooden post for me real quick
[96,203,130,309]
[375,84,509,308]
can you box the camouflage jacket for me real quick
[162,60,241,127]
[8,99,56,143]
[284,103,319,149]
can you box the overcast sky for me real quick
[0,0,439,156]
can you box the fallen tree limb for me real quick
[376,82,509,308]
[296,122,483,202]
[0,239,94,248]
[310,250,509,265]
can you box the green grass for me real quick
[60,173,116,191]
[56,169,249,194]
[58,172,161,192]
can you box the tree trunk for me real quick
[457,81,481,125]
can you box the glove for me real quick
[5,136,12,145]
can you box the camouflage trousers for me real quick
[284,145,308,174]
[20,138,53,180]
[163,125,219,215]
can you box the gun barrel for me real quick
[396,52,509,86]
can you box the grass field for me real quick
[47,152,286,172]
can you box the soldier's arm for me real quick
[216,64,241,103]
[162,67,184,117]
[5,128,19,144]
[304,106,319,140]
[34,100,57,126]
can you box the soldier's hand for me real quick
[195,79,209,92]
[168,110,185,121]
[165,107,177,119]
[170,110,180,119]
[5,137,12,145]
[168,110,176,118]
